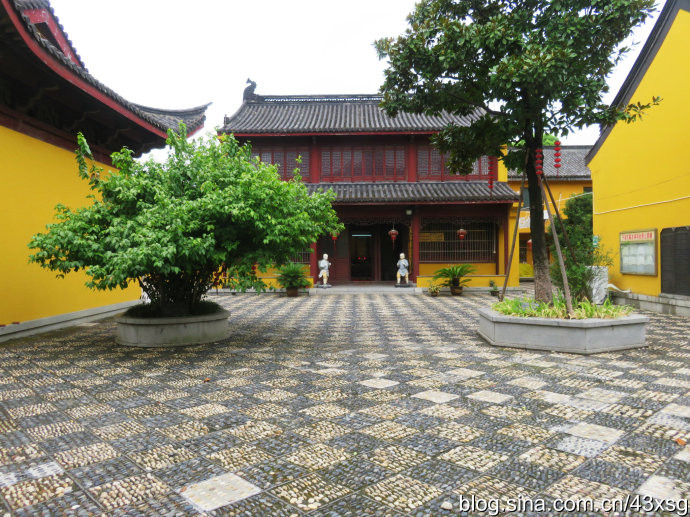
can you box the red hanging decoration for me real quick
[535,148,543,176]
[487,157,495,194]
[388,228,399,249]
[457,228,468,240]
[527,239,532,249]
[554,140,562,170]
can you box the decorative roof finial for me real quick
[243,78,257,101]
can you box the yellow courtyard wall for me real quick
[0,125,139,325]
[588,10,690,296]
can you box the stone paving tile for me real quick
[0,293,688,514]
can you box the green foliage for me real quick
[376,0,656,301]
[493,292,632,320]
[489,280,498,292]
[28,124,342,316]
[125,300,223,318]
[276,263,311,290]
[427,283,441,294]
[549,193,613,300]
[432,264,477,287]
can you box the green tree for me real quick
[28,125,342,316]
[376,0,658,302]
[549,193,612,300]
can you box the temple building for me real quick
[221,85,519,287]
[0,0,209,340]
[508,146,592,279]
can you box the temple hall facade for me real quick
[221,86,520,288]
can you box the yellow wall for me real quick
[589,10,690,296]
[257,265,314,289]
[0,126,139,325]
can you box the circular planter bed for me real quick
[116,310,231,347]
[477,308,649,355]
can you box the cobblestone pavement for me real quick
[1,293,689,516]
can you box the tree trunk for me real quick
[526,146,553,303]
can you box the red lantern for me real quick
[535,148,543,176]
[527,239,533,249]
[457,228,468,240]
[388,228,399,249]
[554,140,562,171]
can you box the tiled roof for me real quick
[305,181,517,203]
[3,0,209,135]
[222,94,481,134]
[508,146,591,180]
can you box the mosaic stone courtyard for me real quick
[1,293,689,516]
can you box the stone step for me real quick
[309,284,422,295]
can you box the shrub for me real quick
[549,193,613,301]
[276,263,311,290]
[432,264,477,287]
[28,125,342,316]
[493,292,632,320]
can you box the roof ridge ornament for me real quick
[243,78,257,101]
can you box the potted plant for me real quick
[277,263,311,297]
[432,264,477,296]
[489,280,499,296]
[428,284,441,297]
[28,125,342,346]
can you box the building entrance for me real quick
[348,224,409,282]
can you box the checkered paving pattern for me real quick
[0,293,689,515]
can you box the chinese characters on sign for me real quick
[620,229,657,275]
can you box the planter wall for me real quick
[477,308,648,355]
[116,310,230,347]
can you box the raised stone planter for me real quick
[116,310,230,347]
[477,308,649,355]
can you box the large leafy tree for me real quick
[376,0,657,301]
[29,126,342,316]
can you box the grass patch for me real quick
[493,293,633,320]
[125,300,224,318]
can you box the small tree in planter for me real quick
[28,125,342,343]
[549,193,613,301]
[432,264,476,295]
[276,263,311,297]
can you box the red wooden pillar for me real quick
[412,212,421,281]
[309,242,318,284]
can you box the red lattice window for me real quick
[420,220,497,263]
[251,147,310,179]
[417,146,493,181]
[321,146,405,181]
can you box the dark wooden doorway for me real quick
[661,226,690,296]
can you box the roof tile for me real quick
[223,94,480,134]
[306,181,517,203]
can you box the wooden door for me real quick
[661,227,690,296]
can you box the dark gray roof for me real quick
[508,146,591,180]
[306,181,517,203]
[222,94,481,135]
[587,0,690,163]
[4,0,209,135]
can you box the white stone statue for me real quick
[397,253,409,284]
[318,253,331,286]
